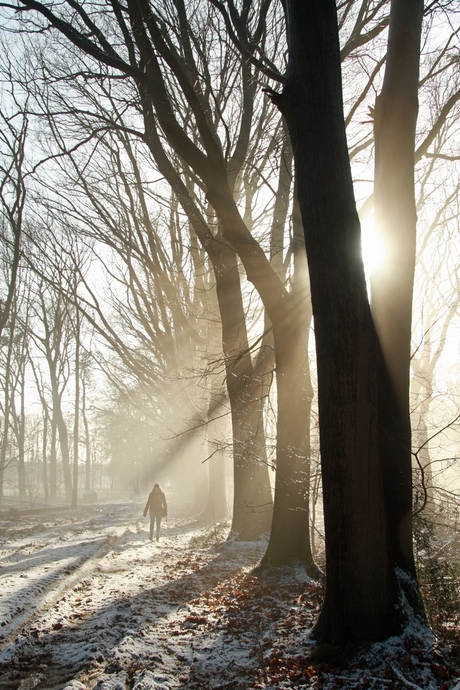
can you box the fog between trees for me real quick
[0,0,460,646]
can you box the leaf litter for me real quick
[0,501,457,689]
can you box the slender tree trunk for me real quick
[82,380,92,491]
[0,323,14,507]
[413,413,435,516]
[71,298,80,509]
[0,416,7,507]
[53,390,72,502]
[280,0,400,643]
[204,382,229,521]
[17,375,26,502]
[215,244,273,539]
[410,318,457,518]
[261,195,318,575]
[371,0,424,578]
[50,413,57,502]
[42,411,49,504]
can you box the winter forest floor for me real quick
[0,501,458,690]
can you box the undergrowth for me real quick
[414,509,460,672]
[189,520,230,548]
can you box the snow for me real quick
[0,501,456,689]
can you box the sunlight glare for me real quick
[361,214,387,280]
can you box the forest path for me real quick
[0,502,276,690]
[0,503,448,690]
[0,503,135,649]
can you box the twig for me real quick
[392,666,424,690]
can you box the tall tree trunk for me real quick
[71,296,80,509]
[82,377,92,491]
[53,389,72,502]
[141,122,273,539]
[17,376,26,502]
[204,180,319,561]
[204,382,229,522]
[371,0,424,578]
[42,410,49,504]
[0,319,14,507]
[261,193,318,575]
[50,412,57,502]
[280,0,400,643]
[215,244,273,539]
[0,416,8,507]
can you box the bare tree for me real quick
[2,0,321,567]
[277,0,402,644]
[0,66,28,338]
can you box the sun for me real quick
[360,214,387,279]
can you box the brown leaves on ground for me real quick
[165,562,456,689]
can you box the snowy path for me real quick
[0,502,268,690]
[0,507,131,646]
[0,502,453,690]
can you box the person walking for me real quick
[143,483,167,542]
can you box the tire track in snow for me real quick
[0,518,139,654]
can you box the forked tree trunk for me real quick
[280,0,401,643]
[204,180,319,564]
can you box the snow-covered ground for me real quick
[0,501,457,690]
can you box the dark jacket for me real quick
[143,488,167,517]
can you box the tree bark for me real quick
[280,0,401,644]
[71,290,80,509]
[261,192,318,574]
[214,243,273,539]
[42,410,49,504]
[371,0,424,578]
[17,374,26,502]
[49,413,57,501]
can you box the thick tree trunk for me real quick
[371,0,424,578]
[280,0,401,643]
